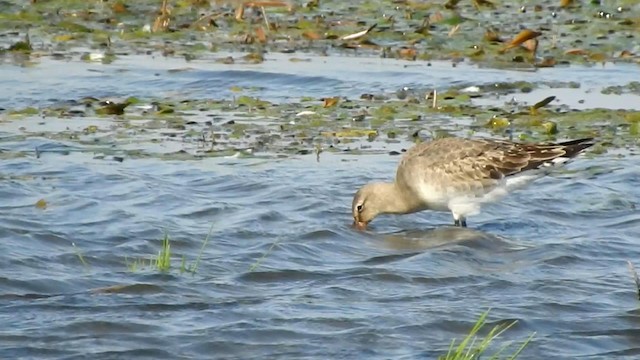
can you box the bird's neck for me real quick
[375,182,425,215]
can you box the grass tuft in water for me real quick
[183,223,213,274]
[627,260,640,300]
[72,242,89,268]
[154,233,172,272]
[248,239,281,272]
[127,227,212,274]
[439,309,534,360]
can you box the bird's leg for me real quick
[452,212,467,227]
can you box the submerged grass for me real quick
[439,310,534,360]
[126,232,171,272]
[72,242,89,268]
[127,226,213,274]
[248,238,281,272]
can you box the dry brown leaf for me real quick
[536,57,556,68]
[565,48,589,55]
[522,38,538,53]
[397,47,417,60]
[532,96,556,110]
[472,0,495,9]
[256,27,267,43]
[340,24,377,41]
[323,97,339,108]
[245,1,289,7]
[448,24,460,37]
[444,0,462,10]
[235,4,244,21]
[112,1,128,14]
[484,28,502,43]
[500,29,541,53]
[560,0,573,7]
[429,11,444,24]
[620,50,635,58]
[152,0,171,32]
[302,31,322,40]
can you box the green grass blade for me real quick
[189,223,213,274]
[72,242,89,268]
[438,310,534,360]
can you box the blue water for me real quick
[1,53,640,359]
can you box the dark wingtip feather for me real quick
[559,137,595,158]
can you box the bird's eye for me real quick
[356,204,364,213]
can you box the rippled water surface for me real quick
[2,55,640,359]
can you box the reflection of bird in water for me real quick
[379,227,503,252]
[352,137,594,230]
[362,227,528,274]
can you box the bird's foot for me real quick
[453,218,467,227]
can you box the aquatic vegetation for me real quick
[126,232,172,272]
[71,242,89,268]
[249,238,281,272]
[0,0,637,67]
[627,261,640,301]
[439,310,534,360]
[126,228,212,274]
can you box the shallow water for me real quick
[2,54,640,359]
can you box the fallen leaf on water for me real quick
[296,110,317,117]
[397,47,417,60]
[565,48,589,55]
[111,1,128,14]
[340,23,377,41]
[53,34,75,42]
[323,97,339,108]
[35,199,47,209]
[321,129,377,138]
[448,24,460,37]
[245,1,290,7]
[532,96,556,110]
[430,12,444,24]
[535,57,556,68]
[484,28,502,43]
[522,39,538,53]
[472,0,495,9]
[302,31,322,40]
[152,0,171,32]
[235,4,244,21]
[256,27,267,43]
[620,50,634,58]
[560,0,573,7]
[500,29,542,53]
[444,0,462,10]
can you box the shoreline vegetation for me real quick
[5,1,640,358]
[1,1,639,161]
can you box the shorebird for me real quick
[351,137,594,229]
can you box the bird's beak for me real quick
[353,219,368,230]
